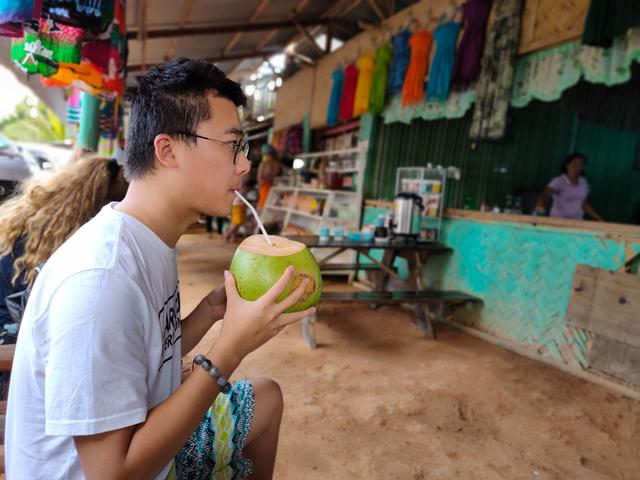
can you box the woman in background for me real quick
[0,156,128,344]
[535,153,603,221]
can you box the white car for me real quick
[0,134,39,201]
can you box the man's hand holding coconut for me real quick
[213,263,317,370]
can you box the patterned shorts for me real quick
[167,380,255,480]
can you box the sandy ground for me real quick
[177,232,640,480]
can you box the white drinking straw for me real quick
[234,190,273,245]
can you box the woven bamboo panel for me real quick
[421,218,635,371]
[519,0,590,53]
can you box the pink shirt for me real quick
[548,175,589,220]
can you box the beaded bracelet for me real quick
[193,354,232,394]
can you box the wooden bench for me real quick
[319,262,381,272]
[301,290,482,349]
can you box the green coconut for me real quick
[229,234,322,312]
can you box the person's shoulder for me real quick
[548,175,565,188]
[46,206,126,273]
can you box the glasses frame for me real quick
[152,131,249,164]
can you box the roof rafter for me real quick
[222,0,272,56]
[128,47,283,72]
[127,18,329,40]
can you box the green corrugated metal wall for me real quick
[365,91,640,224]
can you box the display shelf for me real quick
[290,211,323,220]
[264,205,289,213]
[262,141,369,275]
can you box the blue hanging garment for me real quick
[387,29,411,96]
[427,21,461,101]
[326,67,344,126]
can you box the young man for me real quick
[6,58,315,479]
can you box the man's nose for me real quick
[236,152,251,174]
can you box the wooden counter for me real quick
[444,208,640,238]
[364,200,640,264]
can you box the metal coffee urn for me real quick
[392,193,423,237]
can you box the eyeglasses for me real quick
[153,131,250,164]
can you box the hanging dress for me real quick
[11,17,83,77]
[470,0,524,141]
[338,62,358,122]
[387,29,411,96]
[353,52,375,117]
[426,21,461,101]
[0,0,41,37]
[42,0,114,34]
[326,67,344,126]
[401,29,433,106]
[369,42,392,115]
[0,0,39,24]
[453,0,493,89]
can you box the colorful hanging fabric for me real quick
[0,23,22,36]
[582,0,640,48]
[0,1,40,38]
[40,61,103,95]
[453,0,493,89]
[338,62,358,122]
[387,29,411,95]
[66,87,81,124]
[470,0,524,141]
[353,52,375,117]
[0,0,39,24]
[11,32,57,75]
[10,17,82,76]
[284,124,303,156]
[401,29,433,106]
[369,42,392,115]
[426,21,461,101]
[326,67,344,126]
[42,0,114,34]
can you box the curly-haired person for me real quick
[0,156,127,343]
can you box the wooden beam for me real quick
[367,0,386,21]
[293,19,324,55]
[288,50,314,65]
[223,0,272,56]
[285,0,361,49]
[165,0,194,60]
[325,24,333,53]
[137,0,148,72]
[387,0,396,17]
[256,0,312,51]
[128,48,283,72]
[127,18,329,40]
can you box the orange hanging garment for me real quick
[353,52,375,117]
[401,29,433,106]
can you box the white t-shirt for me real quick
[6,204,182,479]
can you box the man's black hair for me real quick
[561,152,587,174]
[124,58,247,179]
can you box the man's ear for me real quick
[153,134,179,169]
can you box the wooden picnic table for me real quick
[286,236,480,347]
